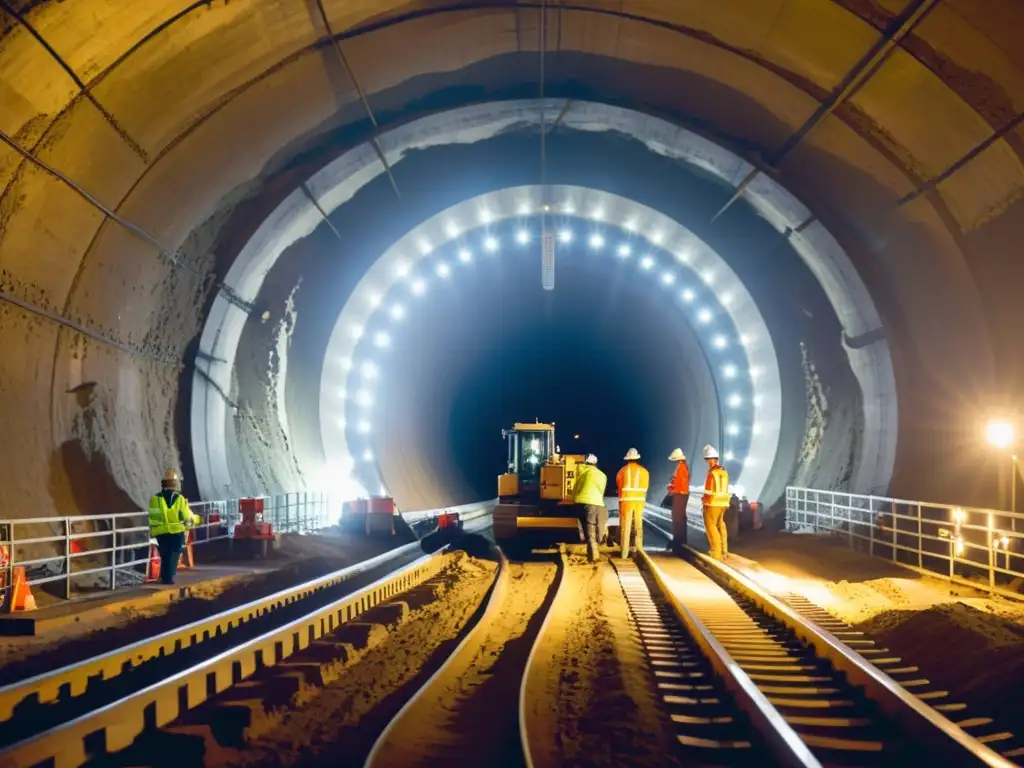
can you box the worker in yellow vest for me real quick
[616,448,650,558]
[573,454,608,563]
[148,469,200,585]
[701,446,731,560]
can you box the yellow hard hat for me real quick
[162,469,181,488]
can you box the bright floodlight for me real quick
[389,304,405,321]
[592,207,605,220]
[484,235,499,252]
[356,390,373,407]
[558,229,573,244]
[516,229,531,245]
[752,423,763,435]
[458,248,472,263]
[750,366,763,380]
[356,420,371,434]
[445,221,459,238]
[368,292,382,308]
[362,448,374,461]
[360,362,378,380]
[479,209,493,224]
[724,450,736,461]
[739,333,753,346]
[350,325,364,340]
[373,331,390,348]
[697,309,713,324]
[640,256,654,270]
[721,292,734,306]
[339,357,352,371]
[394,261,410,278]
[712,335,727,349]
[985,420,1016,449]
[517,202,531,215]
[723,364,738,379]
[337,389,347,400]
[418,239,432,255]
[681,289,695,303]
[676,249,691,264]
[617,244,631,258]
[436,262,451,278]
[661,272,675,285]
[726,423,739,436]
[625,220,638,233]
[337,417,346,428]
[753,394,764,406]
[651,231,664,245]
[702,269,715,285]
[589,233,605,249]
[411,279,427,296]
[728,394,742,408]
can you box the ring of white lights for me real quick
[321,185,782,503]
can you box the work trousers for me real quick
[670,493,690,553]
[582,504,608,562]
[618,500,645,558]
[703,505,728,560]
[156,532,185,585]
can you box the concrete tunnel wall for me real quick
[2,0,1023,519]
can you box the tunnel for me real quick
[2,0,1023,522]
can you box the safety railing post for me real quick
[111,515,117,590]
[917,504,922,568]
[64,518,72,599]
[988,513,995,589]
[891,500,897,562]
[868,496,875,557]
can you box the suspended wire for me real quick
[539,0,547,212]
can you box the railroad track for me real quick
[0,539,460,768]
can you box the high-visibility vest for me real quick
[148,493,198,536]
[703,465,730,507]
[573,465,607,507]
[617,463,650,502]
[667,461,690,493]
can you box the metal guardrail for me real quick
[0,548,450,768]
[0,492,331,604]
[786,487,1024,597]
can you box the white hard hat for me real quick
[702,445,719,460]
[624,448,640,461]
[668,448,686,461]
[585,454,598,465]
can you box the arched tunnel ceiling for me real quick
[2,0,1024,514]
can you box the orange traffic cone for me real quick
[8,567,36,612]
[179,530,195,570]
[146,543,161,582]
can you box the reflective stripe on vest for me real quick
[703,466,730,507]
[619,464,649,501]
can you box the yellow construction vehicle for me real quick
[492,421,585,546]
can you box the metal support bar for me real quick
[0,0,148,161]
[0,289,176,364]
[770,0,941,165]
[0,130,254,315]
[546,99,574,133]
[711,167,760,223]
[311,0,400,198]
[300,182,345,242]
[890,110,1024,210]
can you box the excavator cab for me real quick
[494,422,586,547]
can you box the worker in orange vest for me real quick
[701,446,731,560]
[616,448,650,558]
[667,448,690,554]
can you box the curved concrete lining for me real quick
[193,99,894,505]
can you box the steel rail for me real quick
[636,549,820,767]
[686,545,1015,768]
[517,548,568,768]
[0,540,424,722]
[0,549,450,768]
[362,549,510,767]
